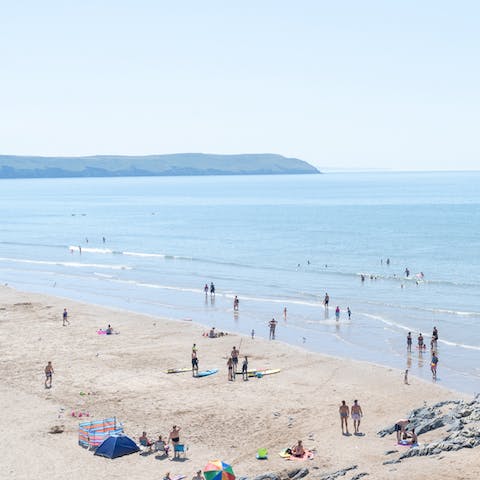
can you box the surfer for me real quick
[62,308,70,326]
[339,400,350,435]
[407,332,412,352]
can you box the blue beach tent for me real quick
[94,435,139,458]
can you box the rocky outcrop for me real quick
[378,395,480,462]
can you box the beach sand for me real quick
[1,285,478,480]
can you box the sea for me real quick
[1,171,479,395]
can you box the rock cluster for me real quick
[378,395,480,461]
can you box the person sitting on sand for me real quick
[209,327,217,338]
[192,470,205,480]
[154,435,169,455]
[406,428,418,445]
[291,440,305,457]
[394,419,410,442]
[106,324,113,335]
[139,431,154,451]
[169,425,181,445]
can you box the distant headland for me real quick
[0,153,320,179]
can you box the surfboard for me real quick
[166,367,191,374]
[257,368,281,376]
[196,368,218,377]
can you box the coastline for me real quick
[1,285,479,480]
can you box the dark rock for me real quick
[384,450,398,455]
[290,468,309,480]
[252,474,280,480]
[350,474,369,480]
[318,465,357,480]
[382,459,401,465]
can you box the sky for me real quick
[1,1,479,170]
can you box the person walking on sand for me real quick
[44,361,54,388]
[241,356,249,381]
[339,400,350,435]
[404,369,409,385]
[269,318,277,340]
[351,400,363,434]
[407,332,412,352]
[62,308,70,326]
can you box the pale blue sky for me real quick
[1,1,479,170]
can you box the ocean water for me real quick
[1,172,479,394]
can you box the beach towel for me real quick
[278,449,314,460]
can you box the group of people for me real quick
[339,400,363,435]
[226,346,249,381]
[204,282,215,296]
[406,327,439,380]
[139,425,182,457]
[394,419,417,445]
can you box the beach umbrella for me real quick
[203,460,235,480]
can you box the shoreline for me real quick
[1,285,479,480]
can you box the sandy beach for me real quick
[1,285,478,480]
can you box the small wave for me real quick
[69,246,113,254]
[0,257,131,271]
[363,313,480,351]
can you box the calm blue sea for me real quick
[1,172,479,394]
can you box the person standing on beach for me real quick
[251,328,255,339]
[210,282,215,296]
[231,346,239,375]
[233,296,239,311]
[405,267,410,277]
[169,425,181,446]
[283,307,287,319]
[191,350,199,377]
[347,307,351,319]
[335,306,340,321]
[418,333,424,350]
[242,356,249,381]
[227,357,234,381]
[431,351,439,380]
[44,361,54,388]
[351,400,363,434]
[404,369,409,384]
[407,332,412,352]
[204,284,208,295]
[323,293,330,309]
[339,400,350,435]
[394,419,410,442]
[269,318,277,339]
[62,308,70,326]
[386,258,390,265]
